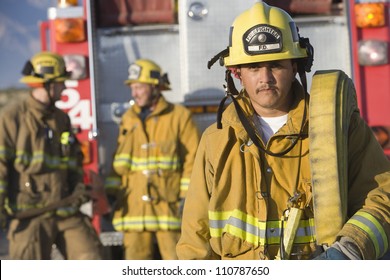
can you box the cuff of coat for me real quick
[104,175,122,196]
[338,210,389,259]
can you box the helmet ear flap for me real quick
[299,36,314,73]
[160,73,170,88]
[21,60,36,77]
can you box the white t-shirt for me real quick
[257,114,288,143]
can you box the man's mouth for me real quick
[257,87,276,94]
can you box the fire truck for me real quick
[40,0,390,258]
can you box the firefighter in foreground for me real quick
[176,2,390,260]
[106,59,200,259]
[0,51,103,259]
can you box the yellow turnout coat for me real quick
[177,80,390,260]
[110,95,200,232]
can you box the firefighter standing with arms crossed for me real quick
[176,2,390,260]
[0,51,103,259]
[106,59,200,259]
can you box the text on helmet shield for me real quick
[243,24,282,55]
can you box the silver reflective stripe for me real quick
[348,212,388,258]
[209,211,316,245]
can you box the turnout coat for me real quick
[0,94,84,217]
[177,80,390,260]
[110,95,200,232]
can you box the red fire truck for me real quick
[40,0,390,257]
[348,0,390,152]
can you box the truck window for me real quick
[264,0,343,16]
[96,0,178,27]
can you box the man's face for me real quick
[238,59,297,117]
[130,82,154,108]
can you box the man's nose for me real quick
[258,67,275,83]
[130,89,138,96]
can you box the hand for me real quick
[71,183,91,208]
[101,194,117,219]
[0,208,7,230]
[107,194,117,207]
[0,194,7,230]
[313,247,350,260]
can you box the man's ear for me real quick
[292,61,298,80]
[151,85,160,97]
[237,68,242,79]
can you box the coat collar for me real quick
[130,95,171,119]
[26,94,55,117]
[221,79,309,141]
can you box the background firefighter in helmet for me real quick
[0,51,103,259]
[105,59,200,260]
[176,2,390,260]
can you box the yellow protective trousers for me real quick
[123,230,180,260]
[7,213,103,260]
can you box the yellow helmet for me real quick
[124,59,171,91]
[20,51,70,86]
[224,2,309,67]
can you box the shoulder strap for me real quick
[309,70,358,246]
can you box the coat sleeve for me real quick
[63,114,85,192]
[338,111,390,259]
[177,108,200,198]
[105,114,128,197]
[0,108,18,204]
[176,132,220,260]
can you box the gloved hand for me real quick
[107,194,117,207]
[313,247,349,260]
[0,194,8,230]
[314,237,362,260]
[71,183,91,209]
[0,208,7,230]
[56,184,91,217]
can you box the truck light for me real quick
[58,0,78,8]
[355,2,385,28]
[80,140,91,164]
[358,40,388,66]
[48,3,84,43]
[63,54,87,80]
[188,2,208,20]
[54,17,85,43]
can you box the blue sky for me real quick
[0,0,55,89]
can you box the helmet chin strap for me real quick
[43,82,56,108]
[151,86,161,98]
[218,68,308,158]
[141,86,161,110]
[42,74,66,108]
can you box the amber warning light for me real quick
[54,18,85,43]
[355,3,385,28]
[57,0,78,7]
[48,1,85,43]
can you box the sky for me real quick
[0,0,57,89]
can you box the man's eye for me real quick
[270,63,282,69]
